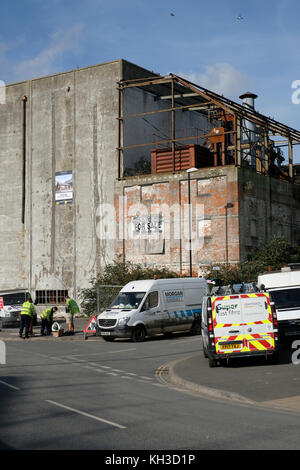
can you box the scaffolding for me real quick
[117,74,300,182]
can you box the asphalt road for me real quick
[1,322,300,451]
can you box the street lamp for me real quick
[187,167,198,277]
[225,202,234,265]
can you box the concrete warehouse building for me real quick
[1,59,300,307]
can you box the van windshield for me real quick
[1,292,30,306]
[110,292,146,310]
[270,288,300,309]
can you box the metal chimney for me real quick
[239,91,258,110]
[239,92,258,168]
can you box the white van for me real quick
[258,267,300,338]
[97,278,208,342]
[0,290,36,327]
[201,290,279,367]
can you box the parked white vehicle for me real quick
[97,278,208,342]
[202,289,279,367]
[0,290,34,327]
[258,267,300,337]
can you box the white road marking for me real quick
[0,380,20,391]
[46,400,127,429]
[68,348,136,357]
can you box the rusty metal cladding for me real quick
[151,145,214,174]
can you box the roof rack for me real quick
[210,282,259,296]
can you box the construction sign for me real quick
[84,316,98,333]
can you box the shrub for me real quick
[79,259,178,315]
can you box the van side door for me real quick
[162,289,186,333]
[140,291,162,334]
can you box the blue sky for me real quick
[1,0,300,160]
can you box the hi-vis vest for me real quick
[41,308,52,321]
[66,298,80,314]
[21,301,35,317]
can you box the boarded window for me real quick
[35,290,68,305]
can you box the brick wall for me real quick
[114,166,240,275]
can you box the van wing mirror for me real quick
[141,299,149,311]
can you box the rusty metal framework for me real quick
[117,74,300,181]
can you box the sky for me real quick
[1,0,300,161]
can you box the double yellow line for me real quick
[155,363,170,385]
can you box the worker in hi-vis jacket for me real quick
[65,296,80,334]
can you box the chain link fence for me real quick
[96,285,123,315]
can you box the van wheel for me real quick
[132,325,146,343]
[191,320,201,335]
[163,332,173,338]
[208,356,218,368]
[268,351,279,365]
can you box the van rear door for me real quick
[241,293,275,352]
[212,293,275,355]
[212,295,245,354]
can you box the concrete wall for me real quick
[0,60,123,299]
[0,82,29,290]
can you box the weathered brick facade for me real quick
[114,165,240,275]
[114,166,300,276]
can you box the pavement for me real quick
[167,341,300,412]
[2,319,300,411]
[0,317,89,341]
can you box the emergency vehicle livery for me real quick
[201,292,279,367]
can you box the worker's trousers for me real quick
[41,319,52,336]
[19,315,31,338]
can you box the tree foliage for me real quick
[204,237,300,286]
[79,259,178,316]
[79,238,300,314]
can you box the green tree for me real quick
[204,237,300,287]
[79,259,178,316]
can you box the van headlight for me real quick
[118,317,130,327]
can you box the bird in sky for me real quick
[170,12,175,16]
[237,14,244,20]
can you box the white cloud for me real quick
[13,22,84,81]
[180,63,254,100]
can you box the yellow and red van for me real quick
[201,292,279,367]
